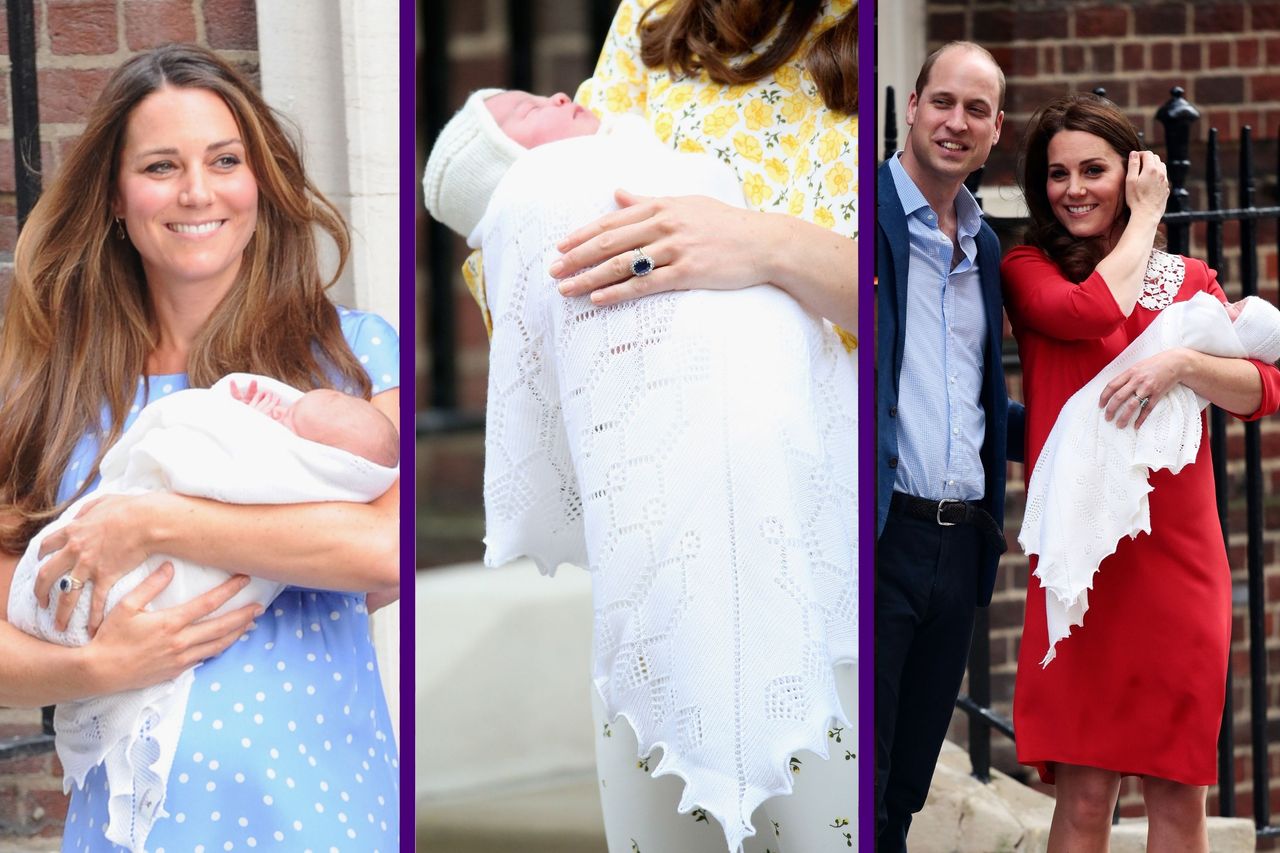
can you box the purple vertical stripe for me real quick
[857,1,877,850]
[399,0,416,843]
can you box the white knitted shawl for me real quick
[7,373,399,852]
[1021,269,1280,667]
[475,119,857,852]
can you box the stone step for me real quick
[913,740,1256,852]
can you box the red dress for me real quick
[1002,245,1280,785]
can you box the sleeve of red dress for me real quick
[1001,245,1128,341]
[1197,258,1280,420]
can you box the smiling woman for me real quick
[115,88,259,312]
[0,44,399,852]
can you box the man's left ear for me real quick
[993,111,1004,146]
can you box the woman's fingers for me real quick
[167,571,253,623]
[115,561,177,611]
[559,241,672,298]
[555,189,653,256]
[583,265,680,307]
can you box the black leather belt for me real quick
[889,491,1007,555]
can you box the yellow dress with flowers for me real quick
[465,0,857,350]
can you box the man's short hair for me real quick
[913,41,1006,113]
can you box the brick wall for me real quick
[418,1,616,568]
[926,0,1280,832]
[0,2,256,842]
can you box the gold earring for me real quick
[115,218,125,240]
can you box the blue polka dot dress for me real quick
[60,309,400,853]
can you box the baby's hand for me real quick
[230,380,283,418]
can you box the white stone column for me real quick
[877,0,927,160]
[255,1,402,743]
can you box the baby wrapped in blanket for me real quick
[425,91,855,851]
[6,373,398,851]
[1021,290,1280,667]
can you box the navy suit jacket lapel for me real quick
[877,164,910,392]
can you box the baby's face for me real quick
[485,91,600,148]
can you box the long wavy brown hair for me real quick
[638,0,856,114]
[1018,92,1164,282]
[0,44,371,552]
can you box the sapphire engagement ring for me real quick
[57,574,85,594]
[630,247,655,277]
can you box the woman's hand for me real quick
[34,493,158,635]
[1099,348,1190,429]
[551,190,770,305]
[87,562,261,694]
[551,189,856,327]
[1124,150,1170,223]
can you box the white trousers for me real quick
[591,662,858,853]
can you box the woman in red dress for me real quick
[1003,93,1280,851]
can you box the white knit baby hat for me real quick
[423,88,528,238]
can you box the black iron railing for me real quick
[882,83,1280,835]
[419,0,619,436]
[0,0,53,765]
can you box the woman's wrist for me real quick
[142,492,179,555]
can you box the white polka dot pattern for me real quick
[58,309,400,850]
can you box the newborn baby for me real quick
[425,90,856,851]
[6,373,398,852]
[1022,286,1280,667]
[229,377,399,468]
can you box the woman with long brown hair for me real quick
[0,44,399,851]
[1004,93,1280,851]
[550,2,857,850]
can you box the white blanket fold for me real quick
[1021,291,1280,667]
[6,372,398,852]
[477,119,856,852]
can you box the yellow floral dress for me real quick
[466,0,856,349]
[578,0,856,239]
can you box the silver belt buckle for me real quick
[936,499,959,526]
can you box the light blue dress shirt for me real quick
[888,153,988,501]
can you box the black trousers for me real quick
[874,508,981,853]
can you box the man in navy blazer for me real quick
[875,42,1024,852]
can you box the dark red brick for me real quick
[1075,5,1128,38]
[927,12,965,43]
[1122,42,1145,72]
[1198,74,1245,104]
[1253,2,1280,31]
[1135,4,1187,36]
[1255,74,1280,101]
[0,752,52,776]
[1238,37,1261,67]
[1152,41,1174,71]
[28,787,70,824]
[204,0,257,50]
[1195,3,1245,33]
[1091,44,1116,73]
[1180,41,1203,71]
[124,0,198,50]
[1041,44,1058,75]
[1015,9,1067,40]
[1062,44,1085,73]
[1208,39,1232,69]
[1011,45,1039,77]
[48,0,117,55]
[36,67,112,123]
[1008,80,1072,115]
[973,7,1013,42]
